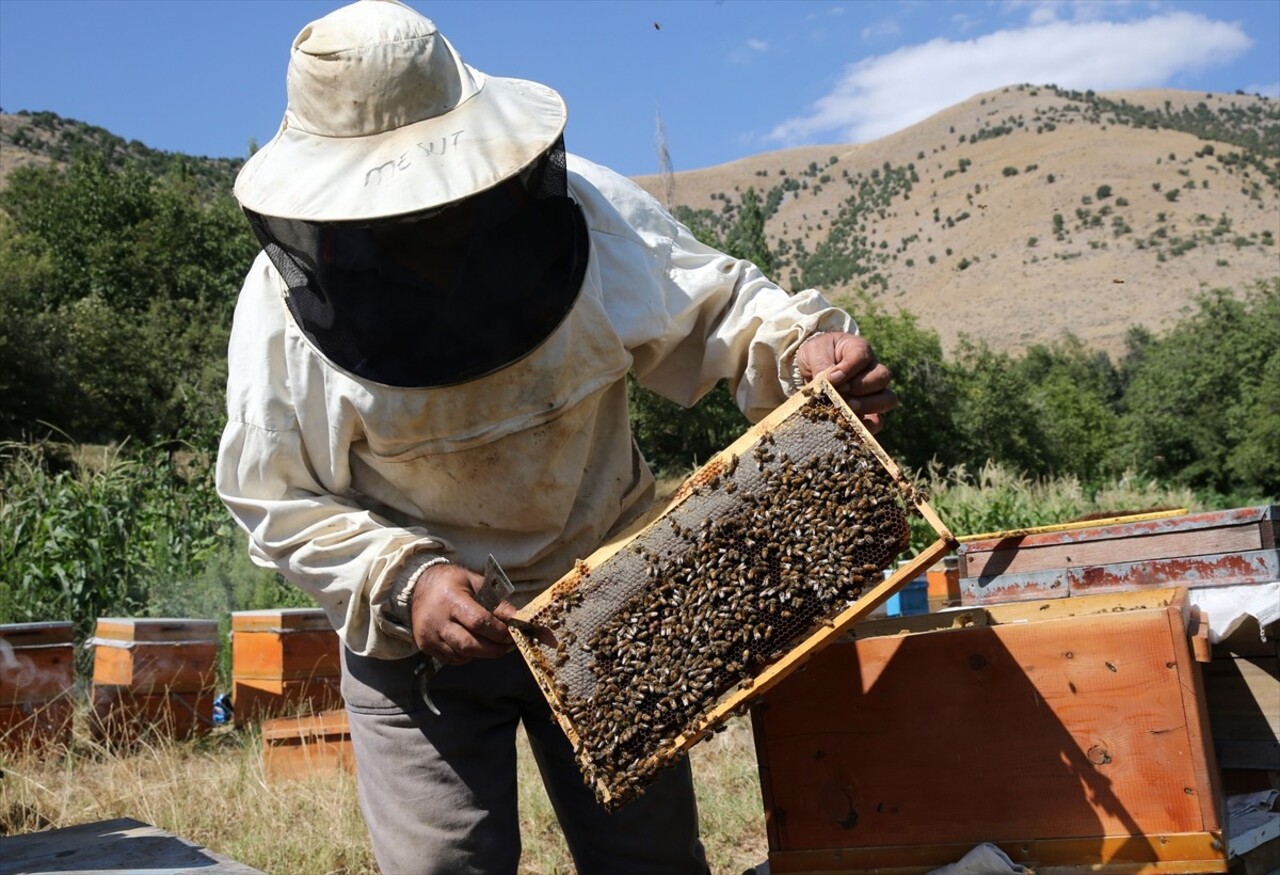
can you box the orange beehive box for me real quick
[261,709,354,782]
[0,621,76,753]
[90,618,218,741]
[925,555,960,611]
[91,618,219,691]
[231,608,341,725]
[753,588,1227,874]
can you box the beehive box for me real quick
[90,618,218,741]
[261,709,354,782]
[959,506,1279,605]
[231,608,341,726]
[754,587,1227,874]
[925,555,960,611]
[0,621,75,753]
[510,379,955,808]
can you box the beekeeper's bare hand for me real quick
[794,331,896,434]
[410,563,516,664]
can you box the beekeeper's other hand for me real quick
[794,332,896,434]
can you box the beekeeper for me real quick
[216,0,896,871]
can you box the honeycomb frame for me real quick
[510,378,955,808]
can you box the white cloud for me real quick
[1244,81,1280,99]
[860,19,902,41]
[809,5,845,19]
[1004,0,1138,25]
[1027,4,1058,26]
[730,37,770,64]
[767,12,1251,145]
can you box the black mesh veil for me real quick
[245,137,588,388]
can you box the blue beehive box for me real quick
[882,576,929,617]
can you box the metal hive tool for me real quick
[509,379,955,809]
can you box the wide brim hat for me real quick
[235,0,566,223]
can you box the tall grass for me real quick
[1,441,223,632]
[1,716,375,874]
[2,440,1208,679]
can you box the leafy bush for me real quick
[0,153,256,445]
[1113,281,1279,500]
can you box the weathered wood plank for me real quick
[961,548,1280,606]
[963,527,1263,578]
[1205,657,1280,742]
[768,833,1228,874]
[959,507,1276,557]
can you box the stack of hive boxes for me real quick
[230,608,341,725]
[230,607,351,783]
[90,617,219,741]
[0,621,76,753]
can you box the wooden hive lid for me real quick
[231,608,332,633]
[958,504,1276,554]
[93,617,219,643]
[0,621,74,647]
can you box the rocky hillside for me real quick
[3,86,1277,358]
[635,85,1279,357]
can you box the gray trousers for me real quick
[341,648,711,875]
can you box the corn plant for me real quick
[906,460,1199,552]
[0,441,302,671]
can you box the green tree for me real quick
[948,340,1050,475]
[0,212,71,439]
[1113,282,1279,499]
[724,187,776,276]
[837,293,957,471]
[1227,352,1280,493]
[1018,337,1121,482]
[0,153,256,444]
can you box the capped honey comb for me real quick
[510,379,954,809]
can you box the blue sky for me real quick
[1,0,1277,178]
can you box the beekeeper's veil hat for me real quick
[234,0,567,222]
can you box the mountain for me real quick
[635,85,1279,358]
[3,86,1277,358]
[0,109,242,195]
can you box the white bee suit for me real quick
[216,155,854,660]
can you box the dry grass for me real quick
[1,719,373,874]
[1,708,766,874]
